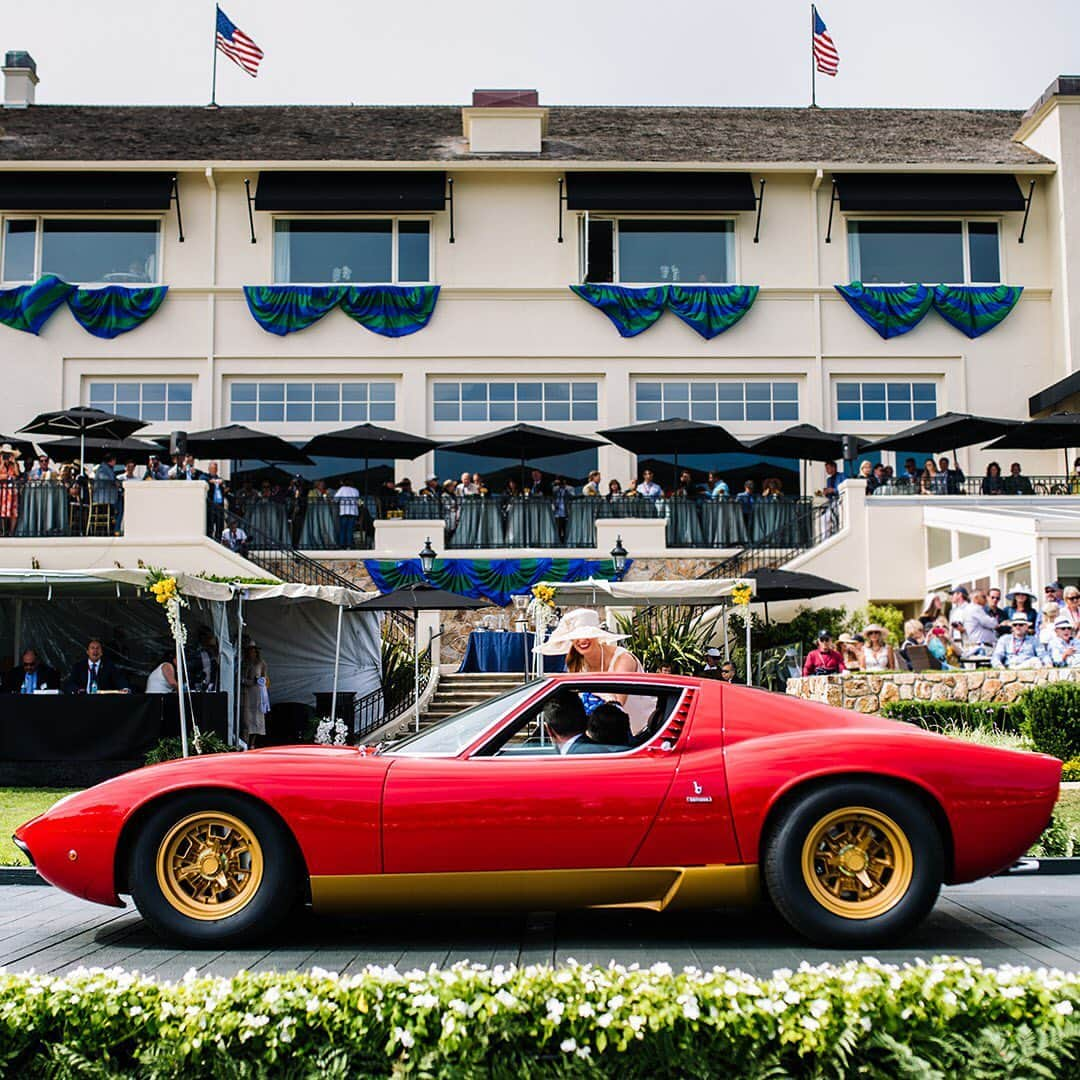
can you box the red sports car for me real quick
[14,674,1060,947]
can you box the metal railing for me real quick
[0,477,125,538]
[353,625,430,740]
[870,474,1079,497]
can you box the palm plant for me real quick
[614,606,720,673]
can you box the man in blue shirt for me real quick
[991,613,1047,669]
[2,649,60,693]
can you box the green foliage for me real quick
[196,573,281,585]
[1062,758,1080,783]
[730,605,848,653]
[1030,812,1078,858]
[1019,682,1080,761]
[614,607,719,673]
[881,699,1022,734]
[843,601,907,645]
[2,961,1080,1077]
[0,789,78,866]
[144,731,236,765]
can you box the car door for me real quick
[380,686,690,875]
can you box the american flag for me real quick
[812,7,839,77]
[216,6,264,78]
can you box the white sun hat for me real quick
[535,607,627,655]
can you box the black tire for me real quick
[763,781,943,947]
[128,791,300,947]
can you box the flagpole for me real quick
[210,4,219,107]
[810,5,817,108]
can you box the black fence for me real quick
[0,478,125,538]
[871,475,1077,497]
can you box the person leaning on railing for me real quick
[0,444,22,537]
[1004,462,1034,495]
[982,462,1006,495]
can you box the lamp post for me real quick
[610,535,628,581]
[418,536,437,580]
[415,537,437,731]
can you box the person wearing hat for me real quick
[1005,586,1041,635]
[0,443,21,537]
[860,625,896,672]
[802,630,845,676]
[835,633,863,669]
[1046,581,1065,604]
[991,612,1047,670]
[419,473,440,499]
[701,647,724,679]
[240,640,270,748]
[1047,618,1080,668]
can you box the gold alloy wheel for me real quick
[155,812,264,921]
[800,805,913,920]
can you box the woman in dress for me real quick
[145,651,177,693]
[240,642,270,748]
[860,624,897,671]
[0,444,22,537]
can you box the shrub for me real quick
[615,607,719,673]
[1030,812,1078,858]
[1019,682,1080,760]
[1062,758,1080,783]
[881,699,1022,734]
[844,602,906,645]
[3,961,1080,1077]
[144,731,236,765]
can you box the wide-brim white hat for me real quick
[535,607,627,655]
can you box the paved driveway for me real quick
[0,877,1076,980]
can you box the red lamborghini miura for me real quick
[14,674,1060,947]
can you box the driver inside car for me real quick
[542,690,588,754]
[571,702,631,754]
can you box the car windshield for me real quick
[384,682,546,757]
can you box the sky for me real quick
[4,0,1080,111]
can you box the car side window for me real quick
[478,684,683,758]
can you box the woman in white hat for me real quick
[0,444,22,537]
[860,624,896,671]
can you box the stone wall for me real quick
[787,668,1080,713]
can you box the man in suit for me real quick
[541,689,587,754]
[66,638,130,694]
[2,648,60,693]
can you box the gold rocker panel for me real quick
[310,865,760,914]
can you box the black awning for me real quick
[834,173,1027,213]
[565,171,757,212]
[0,172,173,211]
[254,171,447,212]
[1029,371,1080,417]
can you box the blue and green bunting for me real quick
[363,557,628,607]
[570,284,759,339]
[0,275,167,337]
[932,284,1023,339]
[836,283,1024,339]
[67,284,169,340]
[243,284,441,337]
[835,283,933,339]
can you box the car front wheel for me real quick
[129,792,299,946]
[763,781,943,946]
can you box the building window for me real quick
[2,218,161,284]
[272,220,430,284]
[229,381,395,424]
[634,380,798,423]
[847,220,1000,284]
[87,381,192,423]
[583,219,735,284]
[836,381,937,424]
[432,381,598,423]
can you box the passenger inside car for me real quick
[571,702,632,753]
[541,690,588,754]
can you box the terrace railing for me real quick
[871,475,1077,497]
[1,477,124,538]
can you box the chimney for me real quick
[3,51,38,108]
[462,89,548,154]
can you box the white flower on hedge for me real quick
[394,1026,415,1048]
[628,1014,646,1032]
[597,1013,613,1028]
[577,1002,595,1018]
[1000,986,1025,1000]
[1057,1001,1075,1016]
[413,992,438,1009]
[650,962,673,977]
[495,989,517,1008]
[809,999,829,1019]
[560,1038,577,1053]
[576,1046,592,1059]
[682,999,701,1021]
[546,998,565,1021]
[801,1017,820,1032]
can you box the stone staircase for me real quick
[412,671,527,734]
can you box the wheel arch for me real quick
[114,785,310,897]
[757,771,955,883]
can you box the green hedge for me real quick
[5,961,1080,1077]
[880,699,1022,733]
[1017,683,1080,762]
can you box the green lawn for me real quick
[0,789,78,866]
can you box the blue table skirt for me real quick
[458,630,565,674]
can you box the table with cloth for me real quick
[699,500,748,546]
[504,496,558,547]
[451,497,506,548]
[15,481,70,537]
[664,498,705,546]
[458,630,566,673]
[298,497,338,549]
[566,497,602,546]
[244,497,290,546]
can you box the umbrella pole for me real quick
[764,600,770,625]
[330,603,343,728]
[722,604,729,662]
[414,616,421,733]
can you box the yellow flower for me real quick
[731,583,753,607]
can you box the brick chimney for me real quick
[3,51,38,108]
[462,89,547,154]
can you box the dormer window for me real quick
[847,220,1001,285]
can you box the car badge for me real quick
[686,781,713,804]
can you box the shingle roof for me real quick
[0,104,1049,166]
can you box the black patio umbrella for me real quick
[748,424,872,462]
[159,424,313,466]
[865,412,1019,455]
[302,424,438,495]
[744,568,857,624]
[439,423,604,489]
[983,413,1080,471]
[19,407,147,475]
[39,435,163,465]
[0,435,39,462]
[598,418,746,489]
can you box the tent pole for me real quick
[176,627,189,758]
[745,610,752,686]
[235,592,245,747]
[722,603,729,662]
[330,603,343,726]
[414,615,421,732]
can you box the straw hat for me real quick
[0,443,20,458]
[863,623,887,636]
[536,608,627,655]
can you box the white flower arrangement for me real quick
[313,718,349,746]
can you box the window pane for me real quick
[461,382,487,402]
[232,403,257,422]
[546,402,570,421]
[544,382,570,401]
[141,403,166,421]
[286,383,312,402]
[572,382,598,401]
[259,403,284,422]
[774,402,799,421]
[342,402,369,421]
[745,382,770,401]
[773,382,798,401]
[837,403,860,422]
[517,383,542,401]
[968,222,1001,283]
[490,402,515,421]
[433,402,459,421]
[41,220,159,283]
[745,403,771,421]
[286,403,312,422]
[912,383,936,402]
[887,402,912,421]
[716,383,742,401]
[370,382,394,402]
[342,383,368,401]
[617,220,732,283]
[370,402,395,421]
[636,401,661,421]
[636,382,661,402]
[913,402,936,420]
[314,384,338,402]
[691,382,715,401]
[518,403,542,421]
[3,220,35,281]
[849,220,963,284]
[836,382,859,402]
[691,402,717,421]
[88,383,113,403]
[115,383,140,403]
[433,383,458,402]
[169,382,192,402]
[260,383,285,402]
[717,403,744,421]
[232,383,257,402]
[273,219,392,283]
[314,403,339,422]
[166,402,192,422]
[663,382,689,402]
[397,221,430,282]
[862,403,887,422]
[572,402,598,422]
[862,383,886,401]
[489,384,515,402]
[461,402,487,421]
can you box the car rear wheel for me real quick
[764,781,943,946]
[129,792,299,946]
